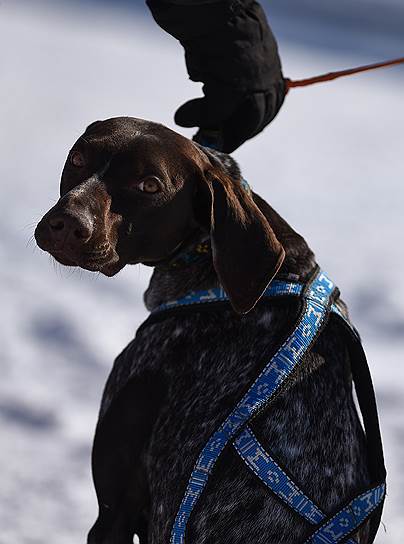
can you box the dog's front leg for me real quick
[88,369,166,544]
[88,505,144,544]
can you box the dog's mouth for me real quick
[49,246,123,276]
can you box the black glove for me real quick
[146,0,286,153]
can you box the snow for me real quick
[0,1,403,542]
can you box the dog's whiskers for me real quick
[21,221,38,232]
[49,254,62,278]
[26,235,36,250]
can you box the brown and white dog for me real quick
[35,117,370,543]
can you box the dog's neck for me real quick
[143,195,317,312]
[144,229,219,311]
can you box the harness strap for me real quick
[150,270,386,543]
[170,269,336,544]
[232,302,380,544]
[305,484,386,544]
[234,426,328,525]
[234,426,357,544]
[331,317,386,543]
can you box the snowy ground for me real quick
[0,1,403,542]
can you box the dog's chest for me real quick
[92,300,369,543]
[102,303,299,439]
[95,303,298,523]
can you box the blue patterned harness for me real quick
[151,268,386,544]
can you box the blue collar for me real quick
[150,271,354,343]
[152,277,303,314]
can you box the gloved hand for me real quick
[176,80,286,153]
[147,0,286,153]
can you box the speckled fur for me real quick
[88,151,370,544]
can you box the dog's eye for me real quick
[70,151,85,168]
[138,177,161,194]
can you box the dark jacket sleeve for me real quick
[146,0,286,153]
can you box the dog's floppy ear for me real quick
[195,166,285,314]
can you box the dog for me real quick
[35,117,374,543]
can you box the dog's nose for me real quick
[48,214,92,243]
[36,211,93,252]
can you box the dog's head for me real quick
[35,117,284,313]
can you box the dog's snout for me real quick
[35,209,94,255]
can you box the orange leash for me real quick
[285,56,404,91]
